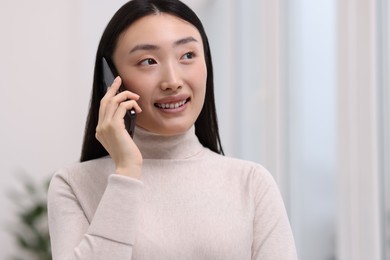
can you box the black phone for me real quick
[102,57,136,138]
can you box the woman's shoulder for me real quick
[201,149,273,180]
[200,150,281,202]
[48,156,119,223]
[49,156,114,192]
[203,148,267,169]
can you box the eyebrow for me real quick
[129,36,198,53]
[173,36,198,47]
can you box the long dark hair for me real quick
[80,0,224,162]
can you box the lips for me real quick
[154,97,190,110]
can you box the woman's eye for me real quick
[182,52,195,60]
[139,58,157,66]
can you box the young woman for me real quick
[48,0,298,259]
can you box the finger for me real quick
[106,76,122,96]
[112,100,142,122]
[112,90,140,104]
[97,100,140,145]
[101,95,137,124]
[103,88,140,121]
[98,76,123,122]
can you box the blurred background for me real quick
[0,0,388,259]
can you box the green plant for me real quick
[8,174,52,260]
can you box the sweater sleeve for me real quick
[47,170,143,260]
[251,166,298,260]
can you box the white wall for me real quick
[0,1,128,258]
[0,1,81,259]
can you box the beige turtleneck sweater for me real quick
[48,126,297,260]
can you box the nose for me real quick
[160,62,183,91]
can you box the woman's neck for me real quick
[132,125,203,160]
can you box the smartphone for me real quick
[102,57,136,138]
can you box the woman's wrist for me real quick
[115,163,142,179]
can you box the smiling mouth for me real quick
[154,98,190,109]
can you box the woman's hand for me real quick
[95,76,143,179]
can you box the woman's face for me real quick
[113,13,207,136]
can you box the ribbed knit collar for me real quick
[132,125,204,160]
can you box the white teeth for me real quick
[156,99,187,109]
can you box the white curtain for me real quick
[200,0,386,259]
[378,0,390,259]
[337,0,382,259]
